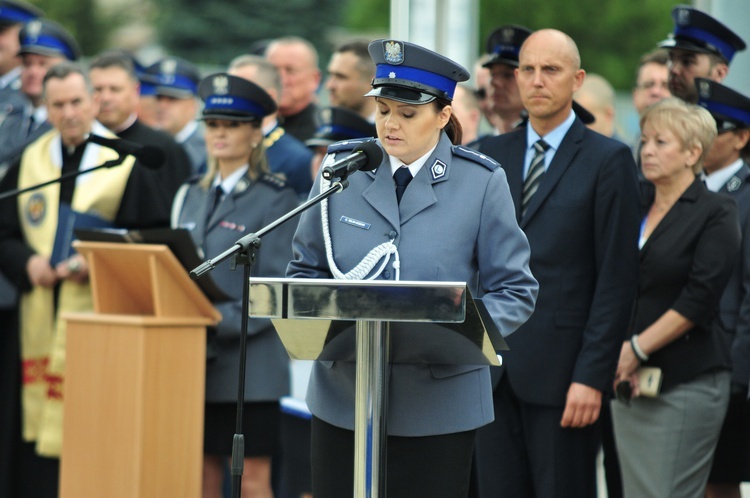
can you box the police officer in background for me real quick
[306,106,376,178]
[228,54,314,200]
[0,0,42,113]
[659,5,745,104]
[146,56,207,175]
[697,78,750,498]
[171,73,298,498]
[287,39,537,497]
[482,25,532,136]
[0,19,80,170]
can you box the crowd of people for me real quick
[0,1,749,497]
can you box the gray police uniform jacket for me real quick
[287,133,538,436]
[172,171,298,402]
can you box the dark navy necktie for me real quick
[207,185,224,220]
[394,167,413,205]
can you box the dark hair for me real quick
[42,61,92,97]
[334,40,375,79]
[435,97,463,145]
[89,49,139,82]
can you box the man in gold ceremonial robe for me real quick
[0,61,171,497]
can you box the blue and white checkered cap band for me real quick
[0,5,38,22]
[700,100,750,127]
[205,95,266,118]
[675,25,738,62]
[375,64,457,99]
[20,34,76,60]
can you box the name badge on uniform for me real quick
[340,216,371,230]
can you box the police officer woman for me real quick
[287,40,538,497]
[171,73,298,498]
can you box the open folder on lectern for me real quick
[75,227,230,302]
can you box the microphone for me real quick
[321,141,383,180]
[87,134,165,170]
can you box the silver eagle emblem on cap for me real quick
[26,20,42,41]
[213,75,229,95]
[502,27,514,43]
[384,41,404,65]
[698,80,711,98]
[676,8,691,26]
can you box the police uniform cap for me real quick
[305,106,377,148]
[18,19,80,61]
[144,57,201,99]
[658,5,746,64]
[696,78,750,132]
[482,25,533,68]
[0,0,42,27]
[198,72,276,122]
[365,39,470,105]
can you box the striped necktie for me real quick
[522,139,550,216]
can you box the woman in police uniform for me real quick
[171,73,298,498]
[287,40,538,497]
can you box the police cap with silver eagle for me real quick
[198,72,276,122]
[305,106,377,148]
[365,39,470,105]
[18,19,80,61]
[658,5,746,64]
[0,0,42,26]
[144,57,201,99]
[482,25,532,68]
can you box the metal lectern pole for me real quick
[354,320,390,498]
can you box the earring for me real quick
[250,143,258,149]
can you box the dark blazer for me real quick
[172,172,299,402]
[479,118,641,406]
[115,119,192,228]
[717,163,750,391]
[264,124,314,199]
[635,178,739,392]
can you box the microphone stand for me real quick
[0,156,126,201]
[190,178,349,498]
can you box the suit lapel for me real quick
[499,133,526,223]
[521,119,584,227]
[639,178,702,255]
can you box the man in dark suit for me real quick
[698,78,750,498]
[88,50,192,228]
[474,29,641,498]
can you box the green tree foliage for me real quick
[346,0,677,90]
[27,0,107,57]
[153,0,343,68]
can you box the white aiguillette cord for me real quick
[320,176,401,281]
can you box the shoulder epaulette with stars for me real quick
[258,172,288,190]
[451,145,500,171]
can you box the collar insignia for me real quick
[431,159,447,180]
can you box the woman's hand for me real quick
[615,341,639,383]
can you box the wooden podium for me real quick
[60,242,221,498]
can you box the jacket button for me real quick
[382,270,391,279]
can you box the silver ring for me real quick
[67,259,82,273]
